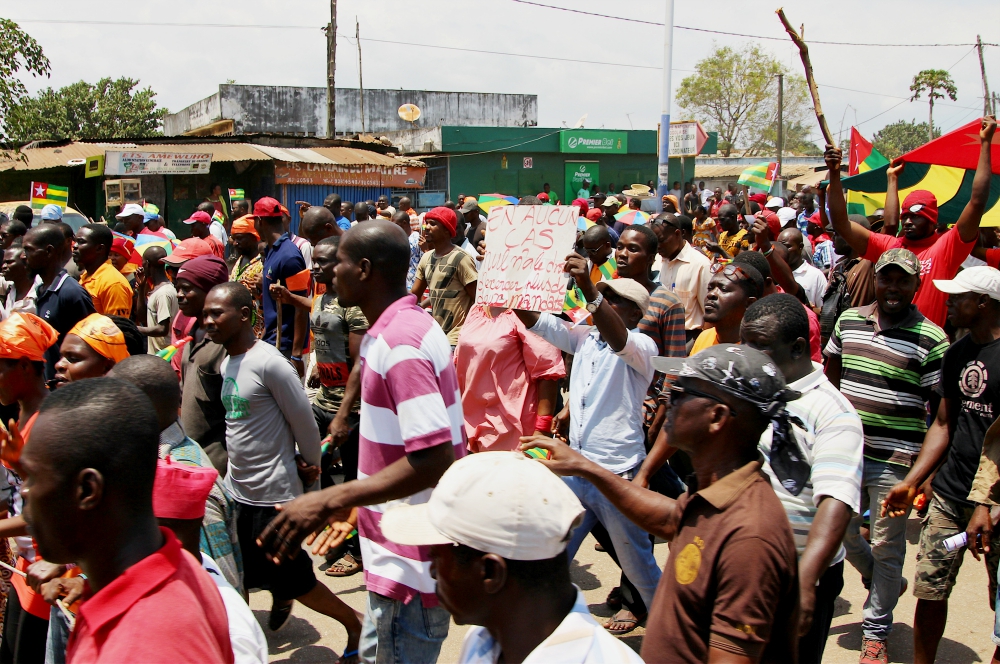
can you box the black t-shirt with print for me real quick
[933,334,1000,507]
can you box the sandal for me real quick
[335,648,359,664]
[325,553,363,577]
[604,609,646,636]
[606,586,622,610]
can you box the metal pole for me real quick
[356,18,365,134]
[978,35,992,117]
[776,74,784,181]
[326,0,337,137]
[656,0,675,201]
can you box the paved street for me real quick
[251,516,997,663]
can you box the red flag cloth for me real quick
[901,118,1000,175]
[849,127,874,176]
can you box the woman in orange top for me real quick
[0,312,59,663]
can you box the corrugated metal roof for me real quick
[309,147,425,167]
[0,142,424,172]
[251,145,335,164]
[695,163,815,179]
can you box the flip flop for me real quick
[604,610,646,636]
[325,553,363,577]
[335,648,359,664]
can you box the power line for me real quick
[16,13,998,49]
[510,0,999,47]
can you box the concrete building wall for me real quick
[164,86,537,137]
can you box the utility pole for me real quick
[326,0,337,137]
[776,73,784,191]
[356,18,365,134]
[977,35,992,118]
[656,0,675,201]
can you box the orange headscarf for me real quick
[230,214,260,240]
[68,314,129,364]
[0,312,58,362]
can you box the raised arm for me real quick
[955,116,998,242]
[825,147,871,254]
[564,253,629,351]
[882,160,903,239]
[520,434,679,540]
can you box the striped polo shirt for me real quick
[824,304,948,466]
[357,294,467,606]
[758,365,863,561]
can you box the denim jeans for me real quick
[843,459,910,642]
[563,475,663,609]
[359,591,450,664]
[44,606,72,664]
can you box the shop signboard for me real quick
[274,162,427,188]
[668,121,709,157]
[104,151,212,176]
[559,130,627,154]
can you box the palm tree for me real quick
[909,70,957,142]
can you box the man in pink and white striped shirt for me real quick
[260,220,463,664]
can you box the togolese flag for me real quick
[30,182,68,210]
[848,127,890,176]
[737,162,778,191]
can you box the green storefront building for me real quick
[441,127,655,203]
[438,126,716,204]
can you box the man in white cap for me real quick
[39,204,63,223]
[115,203,146,237]
[882,265,1000,664]
[381,452,642,664]
[765,197,785,212]
[514,254,662,635]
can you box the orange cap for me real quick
[230,214,260,240]
[68,314,129,364]
[0,313,58,362]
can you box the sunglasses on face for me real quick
[668,383,724,407]
[584,243,609,255]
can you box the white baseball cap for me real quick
[764,197,784,210]
[597,277,650,313]
[40,204,63,221]
[116,203,145,218]
[380,452,584,561]
[777,207,797,224]
[933,266,1000,301]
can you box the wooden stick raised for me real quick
[776,8,835,147]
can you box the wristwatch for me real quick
[586,291,604,313]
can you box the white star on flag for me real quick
[33,184,46,198]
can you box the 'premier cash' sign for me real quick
[559,130,628,154]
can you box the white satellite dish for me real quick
[573,114,588,129]
[398,104,421,123]
[67,158,87,166]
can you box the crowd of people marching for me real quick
[0,116,995,664]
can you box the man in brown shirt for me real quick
[522,343,800,662]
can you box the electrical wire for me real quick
[16,13,998,49]
[509,0,1000,48]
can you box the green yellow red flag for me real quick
[30,182,68,210]
[737,162,778,191]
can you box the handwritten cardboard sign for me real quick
[476,205,579,313]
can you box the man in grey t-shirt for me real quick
[203,282,362,647]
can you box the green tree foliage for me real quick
[675,44,818,156]
[0,19,51,153]
[871,119,939,161]
[7,77,168,142]
[909,69,957,142]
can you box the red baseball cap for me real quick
[762,210,782,240]
[110,236,136,260]
[183,210,212,225]
[424,206,458,237]
[161,237,213,265]
[253,197,283,218]
[537,192,550,202]
[900,190,938,225]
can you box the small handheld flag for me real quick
[228,188,245,201]
[848,127,889,176]
[737,163,778,191]
[30,182,69,210]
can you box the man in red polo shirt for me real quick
[825,116,996,327]
[20,378,233,664]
